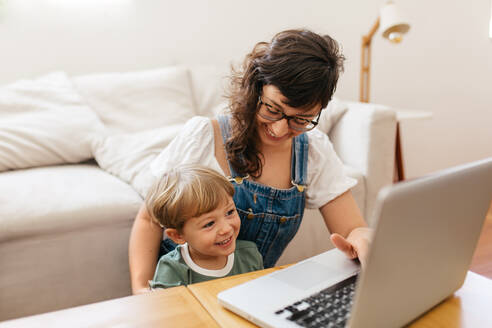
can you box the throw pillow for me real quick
[0,72,105,172]
[72,66,196,134]
[188,65,230,117]
[91,125,183,197]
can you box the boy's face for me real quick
[170,196,241,262]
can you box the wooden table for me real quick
[2,269,491,328]
[189,269,492,328]
[0,286,218,328]
[188,266,287,328]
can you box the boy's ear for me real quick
[165,228,186,245]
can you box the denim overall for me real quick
[159,116,309,268]
[217,115,308,268]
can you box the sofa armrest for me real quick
[329,102,397,226]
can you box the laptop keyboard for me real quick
[274,274,358,328]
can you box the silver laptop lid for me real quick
[348,158,492,328]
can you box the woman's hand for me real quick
[330,227,372,268]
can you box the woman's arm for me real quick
[320,190,372,267]
[129,203,163,294]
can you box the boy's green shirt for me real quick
[149,240,263,289]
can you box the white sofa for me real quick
[0,66,396,321]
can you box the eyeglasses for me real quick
[257,96,321,132]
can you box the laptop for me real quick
[218,158,492,328]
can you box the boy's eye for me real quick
[203,221,214,228]
[226,209,236,216]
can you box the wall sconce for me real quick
[360,1,410,103]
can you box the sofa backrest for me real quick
[71,66,196,134]
[188,65,230,118]
[69,65,232,134]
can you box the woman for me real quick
[129,29,371,294]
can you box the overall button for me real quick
[279,217,287,223]
[247,208,254,220]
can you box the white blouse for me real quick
[150,116,356,209]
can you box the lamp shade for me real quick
[380,2,410,42]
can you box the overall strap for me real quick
[217,114,231,143]
[217,115,243,180]
[291,133,309,190]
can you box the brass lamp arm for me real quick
[362,18,381,46]
[360,17,380,103]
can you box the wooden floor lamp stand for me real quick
[361,17,405,183]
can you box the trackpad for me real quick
[271,261,339,290]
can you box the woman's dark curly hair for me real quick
[226,29,345,178]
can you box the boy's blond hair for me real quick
[145,164,234,232]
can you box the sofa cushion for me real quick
[0,163,142,242]
[0,72,105,172]
[316,97,348,135]
[188,65,230,117]
[72,66,196,134]
[91,125,183,197]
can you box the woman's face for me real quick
[256,85,321,149]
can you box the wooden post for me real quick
[360,17,405,181]
[360,18,380,103]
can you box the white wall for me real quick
[0,0,491,178]
[372,0,492,178]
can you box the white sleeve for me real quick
[305,129,357,209]
[149,116,224,178]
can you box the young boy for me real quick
[145,164,263,289]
